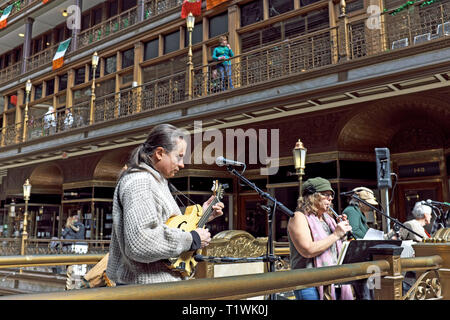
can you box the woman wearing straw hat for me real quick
[343,187,379,239]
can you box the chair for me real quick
[391,38,409,50]
[445,21,450,35]
[434,21,450,38]
[413,33,431,45]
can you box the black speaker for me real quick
[375,147,392,189]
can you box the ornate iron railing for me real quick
[0,101,89,147]
[0,0,30,20]
[0,0,184,86]
[25,42,62,73]
[348,1,450,57]
[1,101,90,145]
[77,7,139,48]
[0,122,22,146]
[0,61,22,84]
[0,238,109,256]
[93,71,186,123]
[193,28,337,97]
[143,0,183,19]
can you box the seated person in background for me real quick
[343,187,379,239]
[343,187,380,300]
[399,201,431,242]
[288,177,353,300]
[398,201,431,295]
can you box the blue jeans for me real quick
[294,287,319,300]
[217,64,233,90]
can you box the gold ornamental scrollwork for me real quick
[199,230,268,278]
[403,270,442,300]
[206,230,267,258]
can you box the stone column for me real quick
[21,17,34,74]
[71,0,83,51]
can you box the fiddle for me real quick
[329,207,356,241]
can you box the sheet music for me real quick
[363,228,384,240]
[337,241,350,265]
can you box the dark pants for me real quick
[352,279,374,300]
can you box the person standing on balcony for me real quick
[43,106,56,135]
[106,123,224,285]
[288,177,354,300]
[63,107,74,130]
[212,35,234,91]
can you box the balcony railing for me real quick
[193,28,337,97]
[143,0,183,19]
[1,0,450,148]
[0,238,109,256]
[1,122,22,146]
[0,61,22,85]
[0,0,31,20]
[0,0,183,85]
[77,7,139,48]
[93,71,186,123]
[348,1,450,56]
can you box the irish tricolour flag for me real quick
[52,38,71,70]
[0,5,13,29]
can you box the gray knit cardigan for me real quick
[106,163,193,284]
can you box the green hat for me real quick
[302,177,334,196]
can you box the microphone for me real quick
[421,200,435,207]
[340,190,355,196]
[426,199,450,207]
[215,156,245,167]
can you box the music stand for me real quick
[341,240,401,265]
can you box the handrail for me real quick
[0,253,443,300]
[0,260,390,300]
[400,255,443,271]
[0,254,104,268]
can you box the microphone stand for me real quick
[225,165,294,219]
[226,165,294,300]
[349,193,424,240]
[430,205,447,234]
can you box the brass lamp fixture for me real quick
[21,179,32,257]
[89,52,99,125]
[293,139,307,200]
[23,79,32,141]
[186,12,195,99]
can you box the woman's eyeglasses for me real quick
[319,192,334,199]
